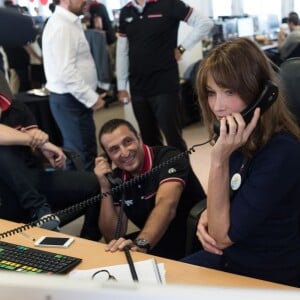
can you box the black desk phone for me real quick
[213,80,279,135]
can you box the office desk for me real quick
[15,92,62,146]
[0,219,295,290]
[259,41,278,51]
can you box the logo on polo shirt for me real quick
[125,17,133,23]
[124,199,134,206]
[168,168,177,174]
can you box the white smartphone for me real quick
[34,236,74,248]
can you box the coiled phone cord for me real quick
[0,137,214,239]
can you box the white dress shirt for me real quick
[42,6,98,108]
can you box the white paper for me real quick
[69,258,166,284]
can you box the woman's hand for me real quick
[213,107,261,161]
[196,209,223,255]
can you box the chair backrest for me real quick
[285,43,300,60]
[185,198,206,256]
[0,70,14,99]
[279,57,300,124]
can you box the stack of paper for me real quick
[69,258,166,284]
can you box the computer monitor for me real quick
[237,17,255,38]
[222,17,238,40]
[256,14,280,35]
[1,272,300,300]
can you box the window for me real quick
[243,0,281,20]
[212,0,232,19]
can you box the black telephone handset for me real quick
[213,80,279,135]
[100,153,122,186]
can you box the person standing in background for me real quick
[42,0,106,171]
[88,0,116,46]
[116,0,213,152]
[278,11,300,61]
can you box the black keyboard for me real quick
[0,240,81,274]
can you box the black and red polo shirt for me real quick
[118,0,193,97]
[111,144,206,259]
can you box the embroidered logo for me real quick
[125,17,133,23]
[124,199,134,206]
[168,168,177,174]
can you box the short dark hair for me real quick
[98,119,139,150]
[288,12,299,26]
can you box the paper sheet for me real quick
[69,258,166,284]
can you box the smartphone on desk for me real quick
[213,80,279,135]
[34,236,74,248]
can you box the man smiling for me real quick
[94,118,206,259]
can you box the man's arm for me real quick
[116,35,131,103]
[94,155,128,241]
[0,123,33,146]
[179,9,213,52]
[105,180,183,253]
[136,181,183,250]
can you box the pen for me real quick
[124,246,139,282]
[20,232,36,242]
[153,258,163,284]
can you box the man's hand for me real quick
[94,155,113,189]
[117,90,130,105]
[104,237,147,253]
[22,128,49,149]
[39,142,66,169]
[174,47,183,61]
[92,93,106,111]
[196,209,223,255]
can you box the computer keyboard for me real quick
[0,240,81,274]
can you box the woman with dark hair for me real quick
[181,37,300,287]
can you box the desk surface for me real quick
[259,41,278,51]
[0,219,295,290]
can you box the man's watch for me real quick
[134,238,151,252]
[177,44,186,55]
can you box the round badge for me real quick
[231,173,242,191]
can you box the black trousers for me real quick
[0,145,101,238]
[131,93,187,152]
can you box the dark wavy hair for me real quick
[196,37,300,156]
[98,118,139,151]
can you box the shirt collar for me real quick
[55,5,81,25]
[0,92,12,112]
[132,0,158,12]
[121,144,153,180]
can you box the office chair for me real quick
[185,198,206,256]
[284,43,300,60]
[279,57,300,125]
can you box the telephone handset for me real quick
[213,80,279,135]
[99,152,122,186]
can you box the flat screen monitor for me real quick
[222,18,238,40]
[237,17,254,37]
[1,272,300,300]
[256,14,280,35]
